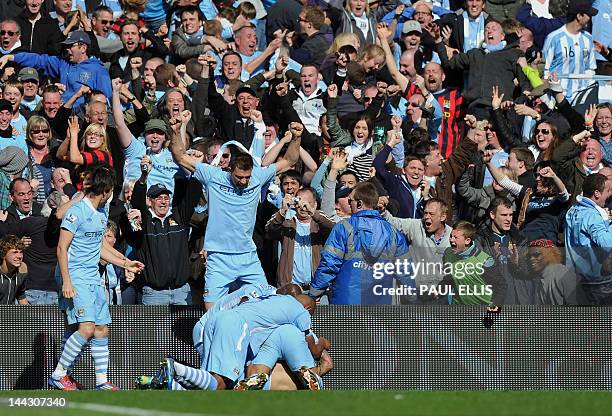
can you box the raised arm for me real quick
[67,116,85,165]
[273,122,303,174]
[111,78,134,149]
[168,115,198,173]
[376,23,409,92]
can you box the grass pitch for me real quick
[1,390,611,416]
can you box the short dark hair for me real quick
[120,20,140,34]
[489,196,513,214]
[93,5,113,18]
[352,181,378,209]
[582,173,607,198]
[339,170,359,184]
[179,5,204,21]
[403,155,425,168]
[42,84,61,97]
[86,165,115,196]
[222,51,243,65]
[280,169,301,185]
[350,115,373,139]
[230,152,253,171]
[9,178,30,195]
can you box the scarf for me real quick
[344,138,373,164]
[463,11,485,53]
[482,41,506,54]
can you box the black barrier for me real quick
[0,306,611,390]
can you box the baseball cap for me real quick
[0,99,13,113]
[568,0,598,17]
[147,183,172,198]
[61,30,91,45]
[144,119,169,135]
[402,20,422,35]
[235,85,257,98]
[335,184,352,200]
[18,67,39,83]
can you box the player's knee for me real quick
[94,325,109,338]
[212,374,226,390]
[78,323,95,340]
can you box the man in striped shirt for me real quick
[542,0,598,103]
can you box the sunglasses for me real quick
[297,17,309,23]
[207,153,230,159]
[408,102,421,108]
[535,128,550,135]
[31,128,49,134]
[98,19,112,25]
[0,30,17,36]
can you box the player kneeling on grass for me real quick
[438,221,506,306]
[48,166,145,390]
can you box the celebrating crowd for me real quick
[0,0,610,309]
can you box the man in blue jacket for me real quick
[0,30,112,109]
[565,173,612,305]
[310,181,412,305]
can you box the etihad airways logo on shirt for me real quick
[219,184,255,196]
[84,231,104,238]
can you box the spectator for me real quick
[528,239,586,305]
[285,6,330,68]
[338,0,395,51]
[265,187,335,290]
[0,148,29,210]
[0,234,28,304]
[475,196,533,304]
[129,155,202,305]
[383,198,453,304]
[14,0,64,55]
[450,0,488,53]
[440,220,505,305]
[17,67,41,112]
[26,115,59,202]
[594,103,612,163]
[0,19,23,55]
[0,30,113,109]
[234,25,280,76]
[311,181,410,304]
[564,173,612,305]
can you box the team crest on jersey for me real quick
[233,367,240,376]
[66,213,77,223]
[79,72,92,83]
[77,308,86,317]
[250,290,259,298]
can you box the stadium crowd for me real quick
[0,0,610,311]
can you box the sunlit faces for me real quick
[281,176,300,195]
[466,0,485,18]
[10,180,33,214]
[92,10,113,37]
[42,91,61,118]
[403,159,425,188]
[230,166,252,189]
[422,200,446,234]
[165,90,185,119]
[300,66,318,96]
[352,119,370,144]
[181,11,201,35]
[3,85,22,112]
[222,54,242,80]
[423,62,444,92]
[490,204,513,233]
[450,228,471,253]
[0,21,20,51]
[0,109,12,130]
[484,21,504,45]
[86,101,108,125]
[349,0,367,17]
[144,129,166,153]
[236,91,255,118]
[406,94,424,124]
[234,26,257,56]
[595,107,612,137]
[534,122,554,150]
[120,23,140,53]
[580,138,603,170]
[26,0,43,16]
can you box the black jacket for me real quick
[15,12,64,55]
[0,269,27,304]
[207,81,256,148]
[475,223,536,304]
[128,176,202,290]
[289,31,331,69]
[0,215,60,291]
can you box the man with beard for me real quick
[475,196,532,304]
[0,30,112,108]
[284,6,330,68]
[169,118,304,309]
[109,20,168,82]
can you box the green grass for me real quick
[1,391,612,416]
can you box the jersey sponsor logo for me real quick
[84,231,104,238]
[152,163,176,173]
[219,184,255,196]
[66,213,77,223]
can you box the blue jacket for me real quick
[14,53,112,108]
[311,210,411,304]
[564,197,612,284]
[516,4,566,50]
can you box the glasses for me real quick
[408,102,421,108]
[30,128,49,134]
[0,30,17,36]
[98,19,112,25]
[297,17,309,23]
[154,195,170,201]
[535,128,550,135]
[364,97,374,103]
[207,153,230,159]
